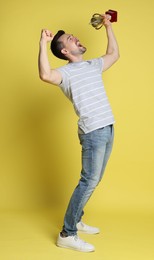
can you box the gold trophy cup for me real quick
[90,10,118,30]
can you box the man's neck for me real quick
[68,55,84,63]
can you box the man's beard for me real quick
[80,46,87,54]
[71,46,87,55]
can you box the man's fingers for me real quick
[46,30,54,38]
[101,14,111,21]
[106,14,111,20]
[41,29,54,39]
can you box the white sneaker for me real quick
[56,233,95,252]
[77,221,100,234]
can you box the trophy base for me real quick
[105,10,117,23]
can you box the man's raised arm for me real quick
[101,15,120,71]
[38,29,62,85]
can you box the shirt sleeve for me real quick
[98,57,104,72]
[95,57,104,72]
[56,67,72,100]
[56,67,69,88]
[89,57,104,73]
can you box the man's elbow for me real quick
[116,47,120,59]
[39,73,49,82]
[117,52,120,60]
[39,70,62,85]
[113,51,120,63]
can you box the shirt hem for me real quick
[78,121,115,134]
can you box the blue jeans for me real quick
[62,125,114,236]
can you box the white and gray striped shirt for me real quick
[57,57,115,134]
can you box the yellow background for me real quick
[0,0,154,259]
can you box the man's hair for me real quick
[50,30,68,60]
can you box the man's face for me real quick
[59,33,87,57]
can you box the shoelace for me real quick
[73,235,79,241]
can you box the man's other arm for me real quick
[38,29,62,85]
[101,15,120,71]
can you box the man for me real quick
[38,14,119,252]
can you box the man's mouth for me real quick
[77,41,83,47]
[75,38,83,47]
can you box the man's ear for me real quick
[61,48,69,56]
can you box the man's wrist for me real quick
[104,23,112,29]
[104,24,113,34]
[39,38,48,45]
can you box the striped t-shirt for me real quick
[57,57,115,134]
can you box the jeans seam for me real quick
[73,132,94,232]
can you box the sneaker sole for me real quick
[56,242,95,252]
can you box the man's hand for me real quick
[101,14,112,28]
[40,29,54,43]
